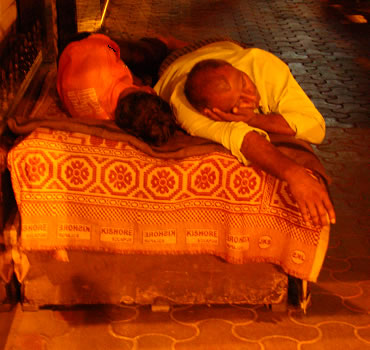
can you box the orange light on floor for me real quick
[346,14,368,23]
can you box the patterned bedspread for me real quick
[8,127,329,282]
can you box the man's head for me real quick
[115,91,177,146]
[184,59,260,113]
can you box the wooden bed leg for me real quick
[19,281,40,312]
[300,280,311,314]
[0,280,13,312]
[288,276,311,312]
[151,297,171,312]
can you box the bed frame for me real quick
[2,114,327,313]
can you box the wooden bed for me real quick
[0,68,330,312]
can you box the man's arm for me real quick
[204,107,296,136]
[241,113,296,136]
[204,106,336,225]
[165,82,335,225]
[241,131,336,226]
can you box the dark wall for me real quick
[17,0,79,58]
[16,0,44,33]
[55,0,77,54]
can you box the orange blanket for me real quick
[8,126,329,282]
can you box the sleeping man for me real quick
[154,40,336,226]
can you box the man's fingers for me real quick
[212,108,235,121]
[288,171,336,227]
[297,198,333,227]
[316,202,330,226]
[296,199,311,224]
[205,107,254,123]
[323,197,336,224]
[234,107,255,116]
[299,199,335,227]
[314,192,336,226]
[204,108,222,121]
[306,201,321,226]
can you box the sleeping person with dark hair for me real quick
[57,32,181,146]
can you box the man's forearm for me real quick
[241,130,299,181]
[204,108,295,136]
[247,113,295,136]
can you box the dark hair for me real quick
[117,37,169,86]
[115,91,177,146]
[184,59,232,111]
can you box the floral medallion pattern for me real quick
[17,151,53,189]
[188,159,222,196]
[227,165,263,202]
[108,164,132,190]
[233,169,257,195]
[102,160,138,196]
[194,166,216,190]
[9,128,328,282]
[151,169,176,194]
[25,156,46,182]
[65,160,90,185]
[58,155,96,191]
[144,165,182,200]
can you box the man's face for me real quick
[207,65,260,113]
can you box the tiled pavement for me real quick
[2,0,370,349]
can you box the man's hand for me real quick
[204,108,296,136]
[241,131,336,226]
[285,167,336,226]
[203,107,256,123]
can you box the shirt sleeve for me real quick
[277,72,325,144]
[171,81,270,166]
[256,52,326,144]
